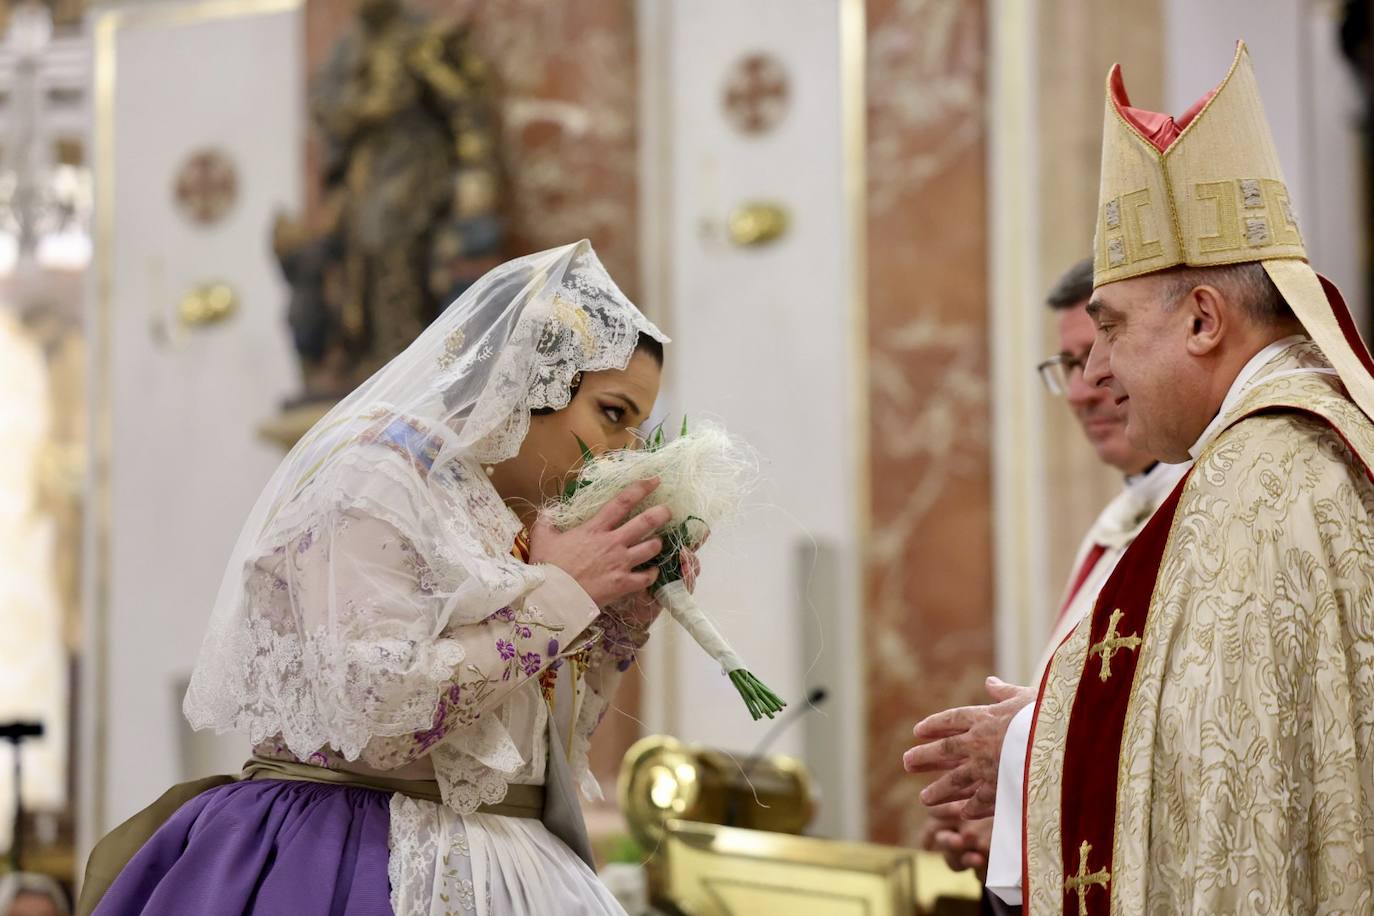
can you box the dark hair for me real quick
[1159,262,1294,325]
[636,332,664,366]
[1046,257,1095,311]
[531,332,663,415]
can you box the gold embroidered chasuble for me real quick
[1025,341,1374,914]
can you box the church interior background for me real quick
[0,0,1367,912]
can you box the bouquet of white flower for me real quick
[544,420,786,720]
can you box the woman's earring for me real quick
[484,465,496,477]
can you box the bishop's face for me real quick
[1083,273,1209,464]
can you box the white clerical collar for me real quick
[1090,459,1192,550]
[1188,335,1309,460]
[1126,458,1190,503]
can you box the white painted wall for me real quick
[1163,0,1367,322]
[637,0,865,840]
[85,0,302,840]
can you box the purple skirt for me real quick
[93,780,394,916]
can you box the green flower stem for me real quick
[729,668,787,721]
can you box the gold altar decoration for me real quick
[661,819,921,916]
[618,735,815,852]
[618,735,982,914]
[657,820,983,915]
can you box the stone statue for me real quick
[274,0,504,403]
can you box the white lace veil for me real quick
[183,240,667,764]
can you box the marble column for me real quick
[863,0,992,846]
[861,0,1163,846]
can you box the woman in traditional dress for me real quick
[85,241,681,915]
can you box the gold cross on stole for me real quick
[1064,840,1111,914]
[1088,608,1141,682]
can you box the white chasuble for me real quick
[1025,341,1374,914]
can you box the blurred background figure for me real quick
[0,872,71,916]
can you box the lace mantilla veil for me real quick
[183,241,667,809]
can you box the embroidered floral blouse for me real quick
[247,506,650,810]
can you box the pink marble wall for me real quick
[864,0,994,846]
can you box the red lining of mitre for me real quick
[1110,64,1218,153]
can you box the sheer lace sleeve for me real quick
[567,604,652,799]
[232,507,598,766]
[355,540,601,772]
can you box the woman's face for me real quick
[490,349,662,523]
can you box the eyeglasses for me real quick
[1036,353,1088,396]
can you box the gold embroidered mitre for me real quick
[1094,40,1374,423]
[1094,42,1303,284]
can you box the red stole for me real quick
[1050,472,1188,914]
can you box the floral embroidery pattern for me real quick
[413,684,464,754]
[241,500,655,820]
[596,610,648,673]
[520,651,543,677]
[385,600,569,759]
